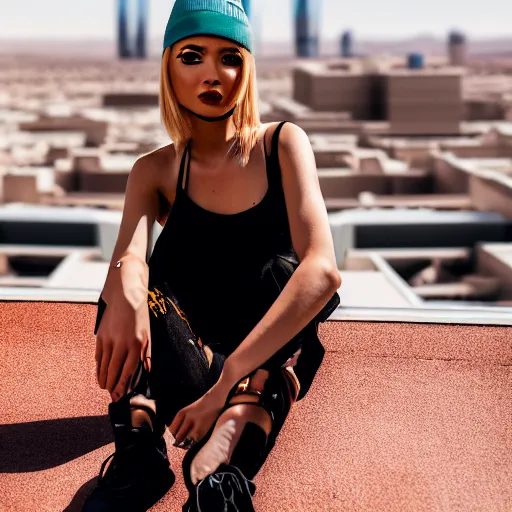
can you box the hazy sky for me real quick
[1,0,510,41]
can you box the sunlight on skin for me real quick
[189,402,273,485]
[126,368,292,487]
[190,418,237,485]
[189,369,273,485]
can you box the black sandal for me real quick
[182,461,256,512]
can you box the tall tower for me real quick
[117,0,149,59]
[118,0,131,59]
[294,0,321,57]
[242,0,251,18]
[341,30,353,58]
[448,30,467,67]
[241,0,262,56]
[135,0,148,58]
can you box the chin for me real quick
[197,101,224,110]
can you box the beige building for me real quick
[18,115,108,147]
[384,68,464,134]
[289,59,464,135]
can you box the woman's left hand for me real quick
[169,384,230,449]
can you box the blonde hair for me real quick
[159,45,261,168]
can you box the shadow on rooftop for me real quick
[0,415,111,473]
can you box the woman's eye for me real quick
[223,54,242,66]
[179,52,242,66]
[181,52,201,64]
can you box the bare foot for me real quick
[190,419,237,485]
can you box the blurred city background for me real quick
[1,0,512,313]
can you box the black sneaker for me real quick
[182,463,256,512]
[82,396,175,512]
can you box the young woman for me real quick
[83,1,340,511]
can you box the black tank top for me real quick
[148,121,293,356]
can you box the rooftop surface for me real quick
[1,301,510,511]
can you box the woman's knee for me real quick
[218,368,276,435]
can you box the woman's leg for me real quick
[182,362,300,494]
[135,273,302,503]
[127,343,215,431]
[105,250,310,450]
[109,280,219,439]
[83,282,219,511]
[179,254,307,493]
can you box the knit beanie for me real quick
[163,0,252,54]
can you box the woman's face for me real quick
[169,36,243,116]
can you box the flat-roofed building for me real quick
[291,60,464,135]
[293,61,378,119]
[366,123,512,166]
[18,115,108,147]
[385,68,464,135]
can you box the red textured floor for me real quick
[0,302,511,512]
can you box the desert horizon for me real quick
[1,35,511,60]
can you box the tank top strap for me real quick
[266,121,288,189]
[178,124,287,196]
[271,121,288,157]
[176,140,191,194]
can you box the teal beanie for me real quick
[163,0,252,54]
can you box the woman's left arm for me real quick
[216,122,342,394]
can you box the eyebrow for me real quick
[177,44,240,54]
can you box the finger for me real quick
[141,337,151,372]
[128,359,144,392]
[169,411,185,438]
[106,346,127,394]
[96,352,102,385]
[180,431,199,450]
[95,338,103,383]
[111,349,140,400]
[98,343,112,389]
[174,418,193,447]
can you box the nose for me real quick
[201,56,222,86]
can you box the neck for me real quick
[189,116,238,162]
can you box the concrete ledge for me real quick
[1,288,512,325]
[331,306,512,326]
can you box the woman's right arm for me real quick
[95,148,172,400]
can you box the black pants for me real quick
[130,329,299,481]
[126,277,303,481]
[95,256,312,481]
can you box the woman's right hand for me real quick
[95,283,151,401]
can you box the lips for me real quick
[199,91,223,103]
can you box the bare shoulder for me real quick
[276,121,309,151]
[261,121,293,156]
[261,121,309,157]
[133,143,177,186]
[272,121,312,176]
